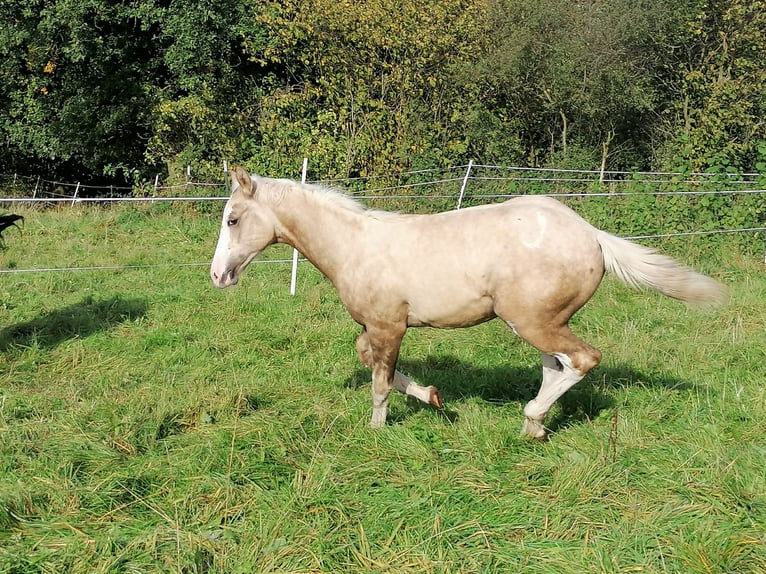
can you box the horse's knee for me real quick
[355,331,373,367]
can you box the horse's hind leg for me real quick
[511,324,602,440]
[356,328,442,427]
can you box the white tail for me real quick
[596,230,728,308]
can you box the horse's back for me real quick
[413,195,601,265]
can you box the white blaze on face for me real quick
[210,202,234,287]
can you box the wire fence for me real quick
[0,162,764,278]
[1,162,764,202]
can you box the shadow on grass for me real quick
[0,295,148,351]
[346,354,688,433]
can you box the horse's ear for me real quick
[230,166,255,197]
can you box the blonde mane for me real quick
[255,176,400,221]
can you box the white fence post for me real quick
[456,160,474,210]
[71,182,81,206]
[290,158,308,296]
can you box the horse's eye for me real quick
[227,218,238,227]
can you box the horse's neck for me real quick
[269,184,363,279]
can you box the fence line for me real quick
[0,259,297,275]
[0,195,230,204]
[1,163,763,200]
[1,186,765,205]
[0,162,764,279]
[1,226,764,277]
[624,226,766,240]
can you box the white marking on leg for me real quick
[392,370,412,394]
[393,371,430,402]
[553,352,574,369]
[392,371,442,407]
[522,352,584,439]
[505,321,520,337]
[370,392,388,428]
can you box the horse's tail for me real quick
[596,230,728,308]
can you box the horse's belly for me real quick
[406,291,496,328]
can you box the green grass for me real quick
[0,203,764,573]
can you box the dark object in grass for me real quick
[0,214,23,241]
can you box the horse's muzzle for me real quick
[210,267,238,288]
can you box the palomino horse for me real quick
[211,167,727,439]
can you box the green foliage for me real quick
[230,0,484,178]
[664,0,766,172]
[0,0,764,180]
[0,0,165,177]
[465,0,708,170]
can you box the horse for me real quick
[210,166,727,439]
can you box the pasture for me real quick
[0,200,764,573]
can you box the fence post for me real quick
[32,176,40,199]
[290,158,308,296]
[456,160,474,210]
[71,182,81,206]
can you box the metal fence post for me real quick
[290,158,308,296]
[71,182,81,206]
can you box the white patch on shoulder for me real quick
[522,212,548,249]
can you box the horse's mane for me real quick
[256,176,400,221]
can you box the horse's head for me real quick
[210,166,278,288]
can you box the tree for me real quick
[462,0,705,170]
[0,0,763,182]
[663,0,766,172]
[227,0,485,178]
[0,0,165,179]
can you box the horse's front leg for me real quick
[356,328,444,421]
[392,371,443,409]
[356,325,405,428]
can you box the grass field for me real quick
[0,202,764,573]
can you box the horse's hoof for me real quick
[428,386,443,409]
[521,417,547,440]
[370,407,387,428]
